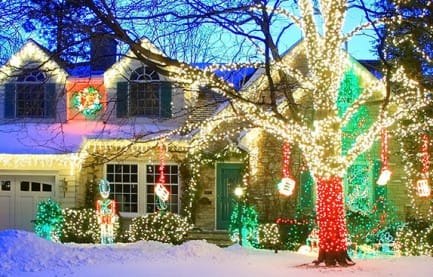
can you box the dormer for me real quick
[0,40,68,123]
[104,39,186,125]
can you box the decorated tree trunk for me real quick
[313,177,353,266]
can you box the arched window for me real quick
[4,69,56,119]
[116,66,172,118]
[129,66,161,117]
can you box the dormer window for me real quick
[116,66,172,119]
[4,69,56,119]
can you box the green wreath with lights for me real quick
[72,86,103,117]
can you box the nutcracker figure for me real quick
[96,179,117,244]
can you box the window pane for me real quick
[31,182,41,192]
[1,181,11,191]
[20,182,29,191]
[106,163,138,213]
[145,164,179,214]
[42,183,52,192]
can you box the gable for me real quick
[242,40,385,104]
[0,39,68,84]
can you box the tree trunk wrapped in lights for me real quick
[314,177,352,266]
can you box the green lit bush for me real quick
[127,212,193,244]
[229,203,259,246]
[33,198,63,242]
[278,220,313,251]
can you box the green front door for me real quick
[216,163,243,230]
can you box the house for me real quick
[0,38,429,240]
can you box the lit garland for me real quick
[155,141,170,211]
[377,129,392,185]
[416,134,431,197]
[71,86,103,117]
[277,142,295,196]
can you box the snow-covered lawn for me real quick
[1,230,432,277]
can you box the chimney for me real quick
[90,26,117,72]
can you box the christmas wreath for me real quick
[72,86,103,117]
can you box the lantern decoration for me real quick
[155,142,169,211]
[377,128,392,185]
[96,179,118,244]
[72,86,103,117]
[416,134,431,197]
[277,142,295,196]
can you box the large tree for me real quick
[18,0,433,266]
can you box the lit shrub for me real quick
[277,219,314,251]
[257,223,281,250]
[61,208,100,243]
[33,198,63,242]
[229,203,259,246]
[127,212,193,244]
[396,219,433,256]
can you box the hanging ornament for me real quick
[155,141,169,210]
[377,128,392,185]
[416,134,431,197]
[277,142,295,196]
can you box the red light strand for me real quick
[158,142,166,184]
[380,128,389,169]
[283,142,291,178]
[316,177,348,253]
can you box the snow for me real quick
[1,230,432,277]
[0,121,177,154]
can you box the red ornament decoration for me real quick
[155,142,169,208]
[278,142,295,196]
[377,128,392,185]
[416,134,431,197]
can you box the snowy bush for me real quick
[127,212,193,244]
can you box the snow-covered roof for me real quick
[0,121,177,155]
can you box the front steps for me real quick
[187,229,234,247]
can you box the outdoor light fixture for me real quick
[234,186,244,198]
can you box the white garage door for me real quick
[0,175,55,231]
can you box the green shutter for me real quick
[44,83,56,118]
[4,83,15,118]
[117,82,128,118]
[160,82,172,118]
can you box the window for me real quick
[106,164,138,213]
[4,69,56,119]
[116,66,172,118]
[1,181,11,191]
[20,181,52,192]
[146,164,179,213]
[105,163,180,215]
